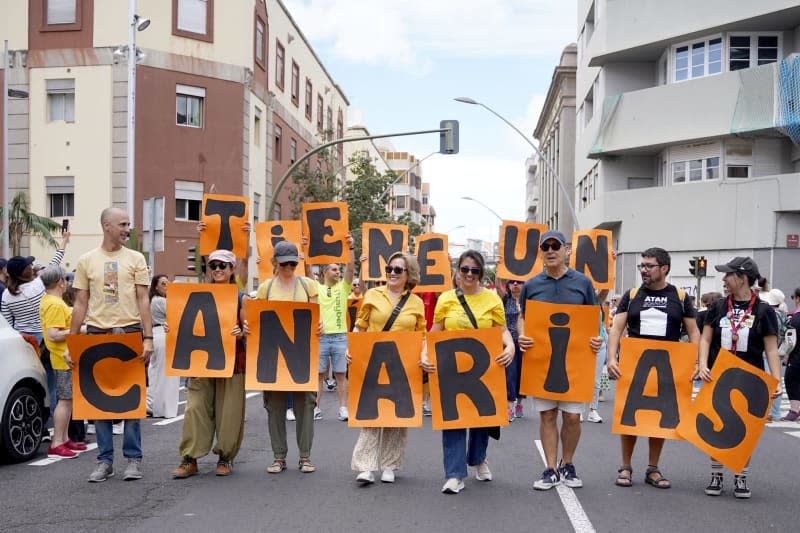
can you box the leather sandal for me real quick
[298,457,316,473]
[615,465,633,487]
[644,465,671,489]
[267,458,286,474]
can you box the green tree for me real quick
[394,211,425,253]
[0,191,61,255]
[287,132,340,218]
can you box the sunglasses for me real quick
[279,261,298,268]
[385,265,407,275]
[459,266,481,276]
[539,241,562,252]
[208,261,232,271]
[508,280,524,286]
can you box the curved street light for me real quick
[443,224,465,234]
[454,96,580,229]
[461,196,503,222]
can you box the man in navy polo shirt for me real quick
[518,230,601,491]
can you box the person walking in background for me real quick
[760,288,787,422]
[781,288,800,421]
[146,274,180,419]
[501,279,525,422]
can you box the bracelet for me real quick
[142,336,153,340]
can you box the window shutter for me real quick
[47,0,76,24]
[177,0,207,34]
[46,176,75,194]
[46,79,75,94]
[175,180,204,201]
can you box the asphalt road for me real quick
[1,384,797,533]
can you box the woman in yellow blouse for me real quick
[349,252,426,485]
[425,250,514,494]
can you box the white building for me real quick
[575,0,800,297]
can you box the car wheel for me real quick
[1,386,45,462]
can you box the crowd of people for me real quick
[1,210,797,499]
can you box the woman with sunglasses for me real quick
[502,279,526,422]
[425,250,515,494]
[348,252,425,485]
[171,250,248,478]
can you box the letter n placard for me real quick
[677,349,777,473]
[427,327,508,430]
[68,333,146,419]
[347,330,424,428]
[519,301,599,402]
[569,229,614,291]
[611,338,696,439]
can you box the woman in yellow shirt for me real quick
[349,252,426,484]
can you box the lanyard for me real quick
[726,290,757,352]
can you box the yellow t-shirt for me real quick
[317,280,352,334]
[433,288,506,331]
[72,247,149,330]
[40,294,72,370]
[255,276,318,302]
[355,286,426,333]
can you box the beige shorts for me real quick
[532,397,584,414]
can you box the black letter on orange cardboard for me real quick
[417,237,445,287]
[79,342,140,413]
[620,349,679,428]
[204,198,246,252]
[435,338,495,421]
[256,309,312,384]
[356,341,414,420]
[503,226,540,277]
[174,292,226,371]
[544,313,570,393]
[574,234,609,285]
[306,206,342,259]
[367,227,404,279]
[270,223,286,247]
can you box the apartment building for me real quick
[575,0,800,295]
[380,150,426,226]
[342,124,390,182]
[0,0,347,284]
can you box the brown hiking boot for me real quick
[215,459,232,476]
[172,458,198,479]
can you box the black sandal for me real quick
[644,465,671,489]
[615,465,633,487]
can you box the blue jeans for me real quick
[442,428,489,479]
[764,355,782,418]
[591,341,608,410]
[95,420,142,464]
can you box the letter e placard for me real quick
[414,233,452,293]
[302,202,349,264]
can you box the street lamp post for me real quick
[454,96,580,229]
[126,0,150,228]
[461,196,503,222]
[443,224,465,234]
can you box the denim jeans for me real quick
[442,428,489,479]
[764,355,782,418]
[95,420,142,464]
[590,341,608,410]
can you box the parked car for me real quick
[0,314,49,462]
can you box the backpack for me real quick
[627,286,686,304]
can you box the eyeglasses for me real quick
[327,286,332,297]
[385,265,407,275]
[208,262,231,271]
[637,263,660,270]
[459,266,481,276]
[539,241,562,252]
[508,280,523,286]
[279,261,298,268]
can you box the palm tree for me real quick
[0,191,61,255]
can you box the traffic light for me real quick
[439,120,459,154]
[697,256,707,277]
[689,256,698,277]
[187,245,205,274]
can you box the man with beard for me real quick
[606,247,699,489]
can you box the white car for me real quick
[0,314,49,462]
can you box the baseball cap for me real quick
[759,288,785,307]
[6,256,35,278]
[208,249,237,267]
[714,257,760,278]
[273,241,299,263]
[539,230,566,245]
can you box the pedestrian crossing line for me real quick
[534,440,596,533]
[152,392,261,426]
[28,443,98,466]
[787,431,800,439]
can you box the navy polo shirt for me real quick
[519,268,597,317]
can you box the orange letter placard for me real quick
[569,229,614,291]
[519,301,600,402]
[677,349,778,473]
[347,297,362,332]
[255,220,304,283]
[347,330,424,428]
[68,333,145,420]
[361,223,409,282]
[245,299,319,391]
[427,327,508,430]
[302,202,349,264]
[165,284,239,378]
[414,233,452,293]
[199,193,250,257]
[497,221,546,281]
[611,337,696,440]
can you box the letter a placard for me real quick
[427,327,508,430]
[497,221,546,281]
[302,202,349,264]
[677,349,778,473]
[347,330,424,428]
[569,229,614,291]
[611,338,696,439]
[245,299,319,391]
[165,284,239,377]
[199,193,250,257]
[255,220,304,283]
[361,223,409,282]
[68,333,146,419]
[519,301,599,402]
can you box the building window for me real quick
[273,202,282,219]
[289,138,297,163]
[583,86,594,126]
[729,34,780,71]
[274,125,282,163]
[395,195,407,209]
[46,176,74,217]
[175,180,203,221]
[173,0,214,42]
[727,165,750,179]
[336,109,344,162]
[176,84,204,128]
[254,17,266,68]
[305,79,313,120]
[674,37,722,81]
[290,61,300,106]
[317,94,324,132]
[46,79,75,123]
[46,0,76,25]
[275,40,285,90]
[253,192,261,222]
[672,157,720,183]
[326,106,333,139]
[253,106,262,146]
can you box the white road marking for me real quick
[786,431,800,439]
[152,392,260,426]
[29,443,98,466]
[534,440,596,533]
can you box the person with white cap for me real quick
[172,249,249,478]
[759,288,787,421]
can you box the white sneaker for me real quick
[475,460,493,481]
[356,471,375,484]
[381,469,395,483]
[313,407,323,420]
[112,423,124,435]
[338,406,349,421]
[286,408,296,421]
[586,409,603,423]
[86,423,96,435]
[441,477,464,494]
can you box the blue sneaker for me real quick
[533,467,560,490]
[558,461,583,488]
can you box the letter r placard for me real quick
[68,333,146,420]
